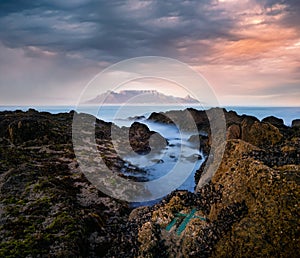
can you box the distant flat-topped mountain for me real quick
[85,90,199,104]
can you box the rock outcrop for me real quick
[0,109,165,256]
[205,139,299,257]
[129,122,167,155]
[240,120,283,147]
[0,109,73,145]
[133,136,299,256]
[0,108,299,257]
[148,108,284,148]
[262,115,285,128]
[292,119,300,128]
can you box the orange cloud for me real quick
[210,24,298,63]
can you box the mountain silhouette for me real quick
[85,90,199,104]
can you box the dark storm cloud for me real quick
[257,0,300,29]
[280,0,300,31]
[0,0,299,106]
[0,0,299,63]
[0,0,238,63]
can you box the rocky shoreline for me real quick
[0,108,299,257]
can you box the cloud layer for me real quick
[0,0,299,105]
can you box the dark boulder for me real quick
[148,109,210,132]
[129,122,167,154]
[148,112,174,125]
[240,117,282,147]
[224,110,243,126]
[262,116,285,128]
[292,119,300,128]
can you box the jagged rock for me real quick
[0,109,299,257]
[292,119,300,128]
[226,124,241,140]
[203,139,299,257]
[129,122,167,155]
[241,120,283,147]
[147,108,284,148]
[148,112,174,125]
[224,110,243,125]
[262,116,285,128]
[0,109,73,145]
[137,222,164,257]
[148,108,210,132]
[0,148,130,257]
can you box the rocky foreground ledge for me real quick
[0,108,299,257]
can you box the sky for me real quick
[0,0,299,106]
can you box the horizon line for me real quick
[0,104,300,108]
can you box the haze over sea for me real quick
[0,105,299,126]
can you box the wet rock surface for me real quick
[148,108,290,147]
[129,122,167,155]
[0,108,299,257]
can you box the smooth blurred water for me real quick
[122,120,203,192]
